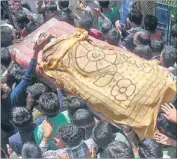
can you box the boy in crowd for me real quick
[133,30,150,47]
[171,23,177,41]
[9,107,36,155]
[150,39,164,60]
[73,109,96,140]
[1,26,13,47]
[138,138,163,158]
[34,92,71,150]
[26,82,47,120]
[171,23,177,49]
[159,45,176,69]
[21,142,42,158]
[144,14,162,40]
[96,1,119,30]
[37,1,57,22]
[133,45,152,60]
[40,122,91,158]
[1,47,11,68]
[72,109,98,151]
[103,140,134,158]
[66,96,86,116]
[16,12,37,38]
[92,122,130,158]
[58,0,75,26]
[116,9,143,52]
[105,28,121,46]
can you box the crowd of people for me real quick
[1,0,177,158]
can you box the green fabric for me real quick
[98,7,120,30]
[97,132,130,158]
[34,110,71,150]
[162,146,177,158]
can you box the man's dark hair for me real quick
[128,10,143,26]
[106,28,120,46]
[150,39,164,53]
[11,107,33,128]
[67,96,86,116]
[7,63,25,84]
[138,138,163,158]
[22,141,42,158]
[157,112,177,140]
[39,92,59,118]
[99,1,110,8]
[16,12,30,29]
[105,141,134,158]
[26,21,37,34]
[27,83,46,99]
[45,2,57,12]
[1,26,13,47]
[79,16,93,32]
[58,1,69,9]
[136,31,150,45]
[73,109,94,127]
[92,122,114,148]
[1,47,11,67]
[171,24,177,38]
[57,123,83,147]
[100,20,113,34]
[161,45,177,68]
[144,15,158,32]
[133,45,152,60]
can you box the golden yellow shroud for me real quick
[39,29,176,139]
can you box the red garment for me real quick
[21,28,28,38]
[150,30,162,40]
[89,28,105,41]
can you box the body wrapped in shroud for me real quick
[38,28,176,139]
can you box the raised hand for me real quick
[154,132,174,146]
[42,119,54,141]
[161,103,177,123]
[33,32,51,52]
[55,78,64,89]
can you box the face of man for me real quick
[45,10,57,21]
[9,0,21,14]
[1,83,11,99]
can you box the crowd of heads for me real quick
[1,0,177,158]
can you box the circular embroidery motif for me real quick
[75,45,117,73]
[111,79,136,101]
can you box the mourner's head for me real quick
[92,122,115,148]
[26,83,47,110]
[1,78,11,99]
[67,96,86,116]
[73,109,95,140]
[45,2,57,21]
[39,92,59,118]
[105,28,120,46]
[104,141,134,158]
[138,138,163,158]
[127,10,143,28]
[12,107,33,128]
[160,45,177,68]
[133,45,152,60]
[22,142,42,158]
[56,123,83,148]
